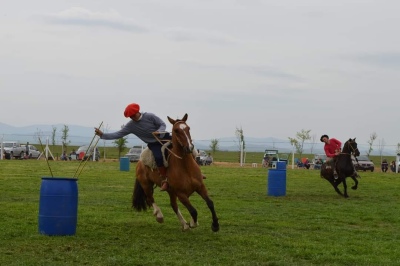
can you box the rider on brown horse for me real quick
[94,103,172,191]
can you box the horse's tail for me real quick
[132,178,148,211]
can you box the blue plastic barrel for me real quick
[38,177,78,236]
[267,169,286,196]
[276,161,286,170]
[120,157,130,171]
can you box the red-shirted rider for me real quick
[321,134,360,179]
[320,134,341,179]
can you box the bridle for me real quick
[151,120,193,160]
[342,140,359,163]
[172,121,191,147]
[152,131,182,160]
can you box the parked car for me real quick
[76,145,100,161]
[352,155,374,172]
[21,144,41,159]
[2,141,25,159]
[195,150,211,165]
[125,146,142,162]
[262,150,288,167]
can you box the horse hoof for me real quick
[182,224,190,232]
[156,217,164,223]
[351,186,358,190]
[211,223,220,232]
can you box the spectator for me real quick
[381,159,388,172]
[390,161,396,172]
[304,158,311,169]
[69,149,77,160]
[60,151,68,161]
[24,142,30,159]
[314,159,322,170]
[263,156,270,167]
[296,159,304,168]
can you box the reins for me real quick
[340,141,359,163]
[152,131,183,160]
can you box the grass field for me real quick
[1,159,399,265]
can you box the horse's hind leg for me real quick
[328,179,344,197]
[135,162,164,223]
[342,178,349,198]
[152,203,164,223]
[203,196,219,232]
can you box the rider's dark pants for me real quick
[147,133,171,167]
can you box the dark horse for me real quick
[132,114,219,232]
[320,138,360,198]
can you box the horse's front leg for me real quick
[350,175,358,190]
[168,193,190,231]
[177,194,199,229]
[198,185,219,232]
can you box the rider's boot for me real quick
[158,166,169,191]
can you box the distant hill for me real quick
[0,122,396,155]
[0,122,301,152]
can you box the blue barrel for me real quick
[38,177,78,236]
[120,157,130,171]
[276,161,286,170]
[267,169,286,196]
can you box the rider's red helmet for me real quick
[124,103,140,117]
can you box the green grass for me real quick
[1,160,400,265]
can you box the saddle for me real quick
[321,160,336,176]
[139,141,200,170]
[140,141,171,169]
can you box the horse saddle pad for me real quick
[140,141,171,169]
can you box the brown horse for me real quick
[320,138,360,198]
[132,114,219,232]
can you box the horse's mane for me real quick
[341,138,358,156]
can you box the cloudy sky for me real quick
[1,0,399,149]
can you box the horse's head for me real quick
[343,138,360,157]
[167,113,194,154]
